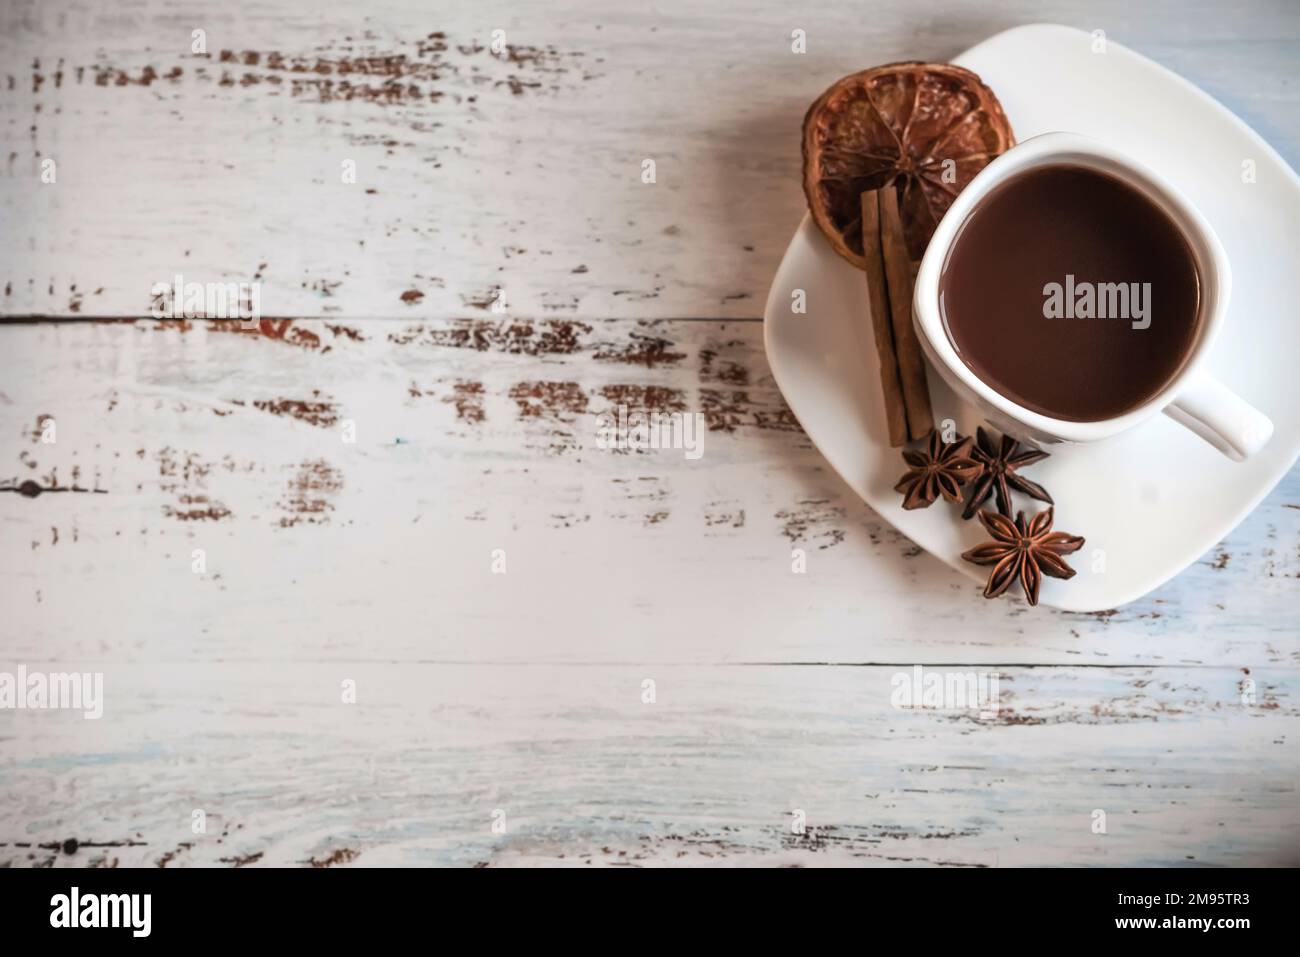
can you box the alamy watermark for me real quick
[890,665,1001,720]
[150,274,261,322]
[50,887,150,937]
[1043,275,1150,329]
[0,666,103,719]
[595,405,705,459]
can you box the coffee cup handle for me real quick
[1164,373,1273,461]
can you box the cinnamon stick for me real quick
[860,191,909,447]
[877,187,934,440]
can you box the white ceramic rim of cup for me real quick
[913,131,1230,444]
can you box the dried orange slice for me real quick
[802,62,1014,265]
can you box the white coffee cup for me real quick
[913,132,1273,461]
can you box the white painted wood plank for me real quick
[1,0,1297,318]
[2,664,1294,867]
[2,0,1298,869]
[2,321,1296,665]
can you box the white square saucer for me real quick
[764,24,1300,611]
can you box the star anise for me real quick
[961,427,1053,520]
[894,429,980,510]
[961,508,1085,606]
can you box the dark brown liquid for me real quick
[938,165,1201,421]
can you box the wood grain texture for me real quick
[1,0,1298,867]
[1,320,1296,667]
[1,319,1297,867]
[2,0,1299,318]
[2,664,1297,868]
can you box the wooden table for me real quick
[1,0,1296,867]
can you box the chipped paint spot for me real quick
[219,851,263,868]
[704,502,745,529]
[611,476,669,502]
[286,326,321,349]
[279,459,343,527]
[149,319,365,352]
[156,843,194,868]
[549,512,591,529]
[249,394,339,428]
[598,384,687,413]
[390,319,589,355]
[55,36,586,112]
[594,332,684,368]
[309,848,359,868]
[443,380,486,424]
[776,499,847,549]
[506,380,589,453]
[164,494,232,522]
[325,323,365,342]
[460,286,503,310]
[699,343,751,385]
[700,388,800,434]
[156,446,210,488]
[509,381,588,420]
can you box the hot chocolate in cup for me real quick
[913,132,1273,461]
